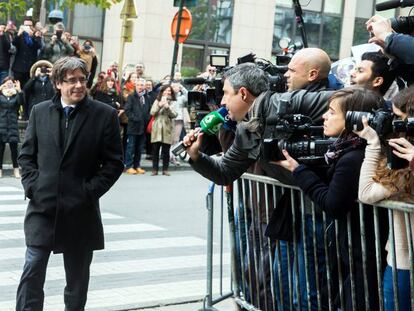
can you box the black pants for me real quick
[16,246,93,311]
[152,142,170,172]
[0,142,18,168]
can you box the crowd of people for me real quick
[0,16,222,178]
[183,14,414,311]
[4,11,414,310]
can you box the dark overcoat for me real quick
[23,77,55,114]
[0,92,22,143]
[124,91,150,135]
[18,94,124,253]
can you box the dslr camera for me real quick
[263,100,332,164]
[345,109,414,169]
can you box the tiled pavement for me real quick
[0,182,234,311]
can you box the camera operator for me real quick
[184,47,334,310]
[185,49,332,181]
[355,85,414,311]
[23,60,55,118]
[276,87,387,311]
[367,15,414,86]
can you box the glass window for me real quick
[273,6,295,50]
[301,11,323,48]
[353,17,371,46]
[187,0,233,44]
[277,0,292,7]
[321,15,341,60]
[72,4,104,38]
[210,0,233,44]
[324,0,343,14]
[300,0,322,12]
[273,4,343,60]
[182,45,205,77]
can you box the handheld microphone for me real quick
[376,0,414,11]
[171,107,229,156]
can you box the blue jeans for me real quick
[125,134,145,169]
[383,265,411,311]
[16,246,93,311]
[274,215,326,311]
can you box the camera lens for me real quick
[345,111,372,131]
[406,118,414,137]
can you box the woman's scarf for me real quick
[324,133,366,165]
[2,88,17,97]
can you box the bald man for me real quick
[284,47,331,91]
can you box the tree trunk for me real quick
[32,0,42,23]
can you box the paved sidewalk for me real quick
[131,298,238,311]
[1,157,193,176]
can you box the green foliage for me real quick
[0,0,30,23]
[187,0,220,42]
[58,0,122,10]
[4,0,122,25]
[181,66,200,78]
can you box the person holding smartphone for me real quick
[149,85,177,175]
[0,77,23,178]
[11,18,41,90]
[23,60,55,117]
[41,22,74,64]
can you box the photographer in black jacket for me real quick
[184,47,334,310]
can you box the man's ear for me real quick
[308,69,319,82]
[239,86,248,101]
[372,76,384,88]
[55,82,62,91]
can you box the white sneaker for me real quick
[13,168,20,179]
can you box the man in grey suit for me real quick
[16,57,124,311]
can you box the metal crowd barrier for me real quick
[200,173,414,311]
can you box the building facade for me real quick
[69,0,410,80]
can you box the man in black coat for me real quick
[16,57,124,311]
[124,78,150,174]
[0,24,11,84]
[12,18,42,88]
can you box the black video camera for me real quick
[391,15,414,34]
[263,100,331,164]
[346,109,414,169]
[345,109,394,137]
[237,52,289,93]
[183,54,228,126]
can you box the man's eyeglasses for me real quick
[62,77,87,85]
[209,69,216,73]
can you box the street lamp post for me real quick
[118,0,137,83]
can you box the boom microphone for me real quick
[171,107,229,156]
[376,0,414,11]
[183,77,209,85]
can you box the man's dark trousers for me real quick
[16,246,93,311]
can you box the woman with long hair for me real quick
[356,85,414,311]
[150,85,177,176]
[0,77,23,178]
[93,76,121,110]
[276,87,388,310]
